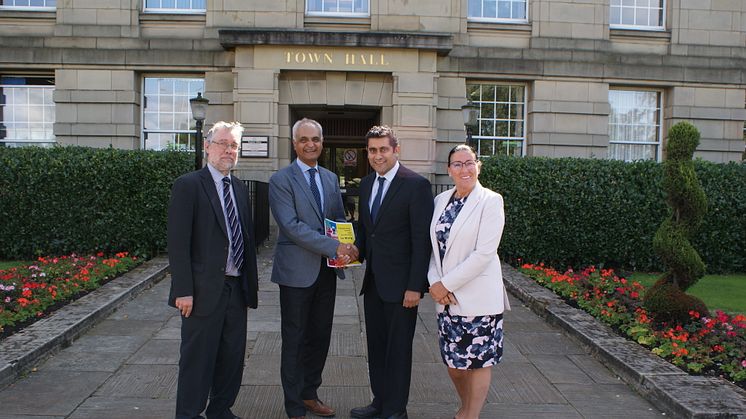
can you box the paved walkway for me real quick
[0,239,663,419]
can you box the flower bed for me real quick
[519,263,746,389]
[0,252,140,337]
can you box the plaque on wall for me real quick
[241,136,269,158]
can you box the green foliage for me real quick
[0,146,193,259]
[479,155,746,274]
[646,122,709,323]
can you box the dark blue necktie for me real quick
[308,168,323,215]
[222,177,244,272]
[370,177,386,222]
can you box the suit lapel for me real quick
[431,189,452,277]
[373,171,404,227]
[443,183,483,261]
[290,162,323,222]
[200,168,229,239]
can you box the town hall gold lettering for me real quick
[283,50,390,67]
[285,51,334,64]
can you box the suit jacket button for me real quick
[371,233,375,238]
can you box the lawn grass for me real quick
[629,272,746,314]
[0,260,29,270]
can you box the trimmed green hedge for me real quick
[0,146,192,259]
[480,157,746,274]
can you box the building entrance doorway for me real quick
[290,106,380,224]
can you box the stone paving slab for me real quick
[488,362,568,404]
[67,396,172,419]
[94,364,178,399]
[0,370,111,416]
[555,382,663,418]
[128,338,180,365]
[479,402,583,419]
[42,348,132,373]
[0,256,168,388]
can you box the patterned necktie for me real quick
[222,177,244,272]
[308,168,323,214]
[370,176,386,222]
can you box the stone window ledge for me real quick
[304,15,371,30]
[467,21,531,33]
[0,9,55,20]
[610,28,671,42]
[139,13,206,23]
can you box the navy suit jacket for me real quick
[355,164,433,303]
[167,166,259,316]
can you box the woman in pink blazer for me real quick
[427,144,510,419]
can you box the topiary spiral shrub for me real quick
[644,121,709,324]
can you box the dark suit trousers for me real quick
[363,272,419,417]
[279,264,337,417]
[176,278,247,419]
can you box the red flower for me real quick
[688,310,700,319]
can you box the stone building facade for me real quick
[1,0,745,186]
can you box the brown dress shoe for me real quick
[303,399,336,417]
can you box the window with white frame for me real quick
[143,0,205,13]
[0,0,56,10]
[467,0,527,22]
[610,0,664,30]
[0,76,55,147]
[466,83,526,157]
[142,77,204,151]
[608,89,661,161]
[306,0,369,16]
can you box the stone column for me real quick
[391,51,439,179]
[232,46,279,182]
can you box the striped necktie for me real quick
[308,168,323,214]
[222,176,244,272]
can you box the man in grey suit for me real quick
[269,118,359,419]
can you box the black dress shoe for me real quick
[350,404,381,418]
[384,411,407,419]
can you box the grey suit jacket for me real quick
[269,160,346,287]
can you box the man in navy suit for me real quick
[269,118,359,419]
[351,126,433,419]
[168,121,259,419]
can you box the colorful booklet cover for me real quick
[325,218,362,268]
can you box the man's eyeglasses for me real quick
[449,160,477,170]
[211,141,240,151]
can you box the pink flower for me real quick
[742,360,746,368]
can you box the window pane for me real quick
[608,89,660,161]
[308,0,369,15]
[497,1,510,18]
[142,77,204,150]
[466,83,526,156]
[467,0,481,18]
[478,139,494,156]
[511,1,526,19]
[484,0,497,18]
[0,79,55,146]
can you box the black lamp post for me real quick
[461,101,478,149]
[189,92,209,171]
